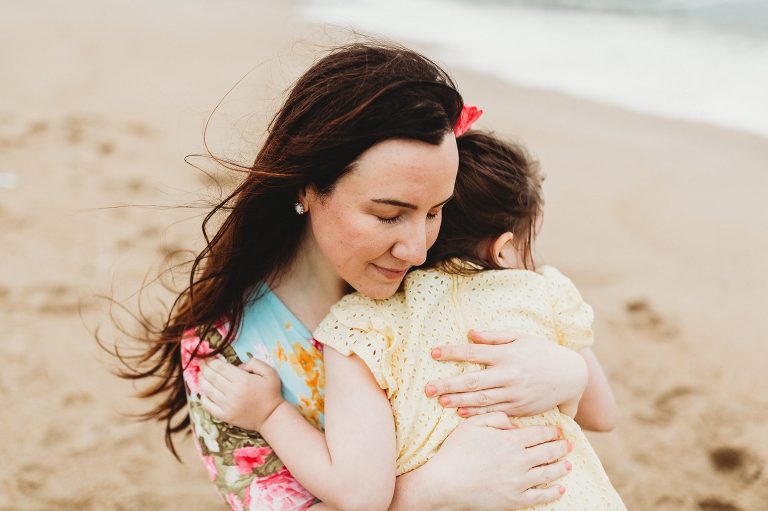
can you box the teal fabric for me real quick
[233,285,326,428]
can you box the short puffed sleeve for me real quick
[539,266,594,351]
[313,293,396,390]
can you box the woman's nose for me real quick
[391,221,428,266]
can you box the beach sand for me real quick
[2,0,766,509]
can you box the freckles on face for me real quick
[306,135,459,299]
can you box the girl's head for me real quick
[116,41,463,455]
[426,131,544,273]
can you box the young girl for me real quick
[200,119,625,510]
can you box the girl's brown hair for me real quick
[106,41,463,458]
[425,131,543,273]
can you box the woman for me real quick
[127,42,588,510]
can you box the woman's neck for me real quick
[271,227,348,331]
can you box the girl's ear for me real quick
[490,232,516,269]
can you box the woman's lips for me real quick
[372,264,408,280]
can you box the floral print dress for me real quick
[181,286,325,510]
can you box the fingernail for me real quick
[431,348,441,359]
[425,384,437,397]
[458,408,468,417]
[559,486,566,495]
[439,396,450,406]
[565,460,572,471]
[567,440,573,453]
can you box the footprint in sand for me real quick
[13,462,47,496]
[635,385,695,425]
[22,284,88,315]
[0,119,48,149]
[124,177,150,193]
[709,446,763,483]
[624,298,679,340]
[123,121,155,137]
[26,120,49,136]
[97,140,116,156]
[697,497,741,511]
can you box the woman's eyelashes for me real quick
[375,210,441,225]
[377,215,401,224]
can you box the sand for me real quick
[1,0,766,509]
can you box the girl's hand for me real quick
[198,357,284,431]
[400,412,571,510]
[426,330,588,418]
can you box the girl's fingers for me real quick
[199,361,232,392]
[437,387,508,409]
[525,459,572,488]
[202,358,239,383]
[431,343,496,364]
[525,439,571,466]
[519,486,565,508]
[426,368,499,396]
[199,373,228,403]
[200,393,227,420]
[467,329,525,345]
[463,411,516,430]
[241,358,274,376]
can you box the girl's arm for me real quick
[200,351,396,511]
[572,347,616,431]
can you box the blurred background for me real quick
[1,0,766,509]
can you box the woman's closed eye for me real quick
[376,210,440,225]
[376,215,402,224]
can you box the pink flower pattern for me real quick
[247,467,317,511]
[180,328,214,395]
[202,455,219,481]
[234,445,274,475]
[226,492,245,511]
[183,320,321,510]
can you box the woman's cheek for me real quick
[425,218,442,249]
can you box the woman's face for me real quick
[304,134,459,299]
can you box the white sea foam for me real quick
[300,0,768,138]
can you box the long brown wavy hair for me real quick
[104,41,463,459]
[425,131,543,273]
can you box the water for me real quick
[299,0,768,138]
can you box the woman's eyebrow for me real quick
[371,196,453,210]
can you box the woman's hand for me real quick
[425,330,588,418]
[198,357,284,431]
[391,412,571,510]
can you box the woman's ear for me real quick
[489,232,517,269]
[298,185,316,213]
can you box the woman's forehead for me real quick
[342,136,458,200]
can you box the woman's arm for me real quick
[200,355,572,511]
[390,413,570,510]
[312,414,572,511]
[200,351,396,511]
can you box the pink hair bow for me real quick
[453,105,483,137]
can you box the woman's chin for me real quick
[353,279,402,300]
